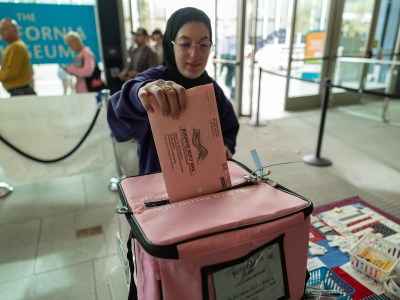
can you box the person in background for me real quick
[63,31,95,93]
[220,35,236,99]
[118,27,160,82]
[0,18,36,96]
[151,28,164,63]
[107,7,239,175]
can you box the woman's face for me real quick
[173,21,212,79]
[68,39,81,52]
[0,20,17,43]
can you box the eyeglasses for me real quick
[171,40,215,55]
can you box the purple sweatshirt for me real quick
[107,65,239,175]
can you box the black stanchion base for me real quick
[248,119,268,127]
[303,154,332,166]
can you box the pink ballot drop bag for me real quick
[116,160,313,300]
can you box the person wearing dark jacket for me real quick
[119,27,160,81]
[107,7,239,175]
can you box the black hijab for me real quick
[162,7,213,89]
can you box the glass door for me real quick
[214,0,243,114]
[285,0,386,109]
[380,1,400,96]
[250,0,292,120]
[244,0,267,121]
[214,0,269,119]
[332,0,377,105]
[362,0,400,96]
[284,0,331,110]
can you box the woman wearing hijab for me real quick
[107,7,239,175]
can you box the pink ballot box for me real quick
[148,83,231,202]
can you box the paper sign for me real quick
[147,83,231,202]
[212,242,286,300]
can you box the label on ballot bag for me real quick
[147,83,231,202]
[212,242,286,300]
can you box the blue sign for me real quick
[0,3,101,64]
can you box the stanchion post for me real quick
[256,66,262,125]
[248,67,267,127]
[303,78,332,166]
[100,89,127,192]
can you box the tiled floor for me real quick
[0,94,129,300]
[0,95,399,299]
[0,158,125,299]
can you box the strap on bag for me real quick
[127,230,138,300]
[85,63,106,92]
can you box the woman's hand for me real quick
[138,80,187,119]
[127,70,138,79]
[118,70,127,81]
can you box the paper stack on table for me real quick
[148,83,231,202]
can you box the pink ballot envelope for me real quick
[147,83,232,202]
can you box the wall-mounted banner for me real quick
[0,3,101,64]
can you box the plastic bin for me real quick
[306,267,355,300]
[350,233,400,283]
